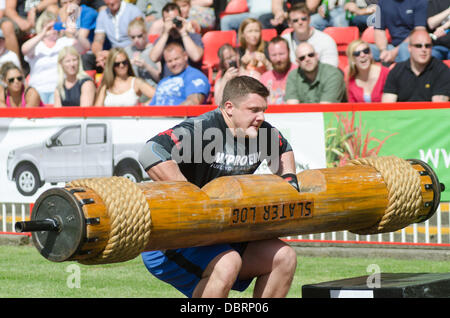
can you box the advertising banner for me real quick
[323,108,450,200]
[0,113,326,203]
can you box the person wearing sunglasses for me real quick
[382,29,450,103]
[346,39,390,103]
[0,62,43,108]
[370,0,428,65]
[281,3,338,68]
[95,47,156,106]
[285,42,345,104]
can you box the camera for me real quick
[173,17,182,28]
[228,60,237,68]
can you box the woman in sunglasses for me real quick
[0,62,44,108]
[95,48,156,106]
[346,40,390,103]
[54,46,96,107]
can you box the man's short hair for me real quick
[162,2,181,15]
[288,2,311,16]
[163,41,185,54]
[220,76,269,108]
[268,36,289,48]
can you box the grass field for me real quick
[1,245,449,298]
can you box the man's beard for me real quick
[272,60,291,74]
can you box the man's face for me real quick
[288,10,310,35]
[296,44,318,73]
[222,47,239,70]
[409,32,432,66]
[60,0,80,6]
[268,41,291,74]
[163,46,188,75]
[226,93,267,139]
[175,1,191,18]
[104,0,121,14]
[163,8,181,21]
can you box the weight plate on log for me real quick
[31,188,86,262]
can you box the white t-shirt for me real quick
[282,29,339,67]
[0,50,21,69]
[25,37,74,93]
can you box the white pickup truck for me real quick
[7,121,146,196]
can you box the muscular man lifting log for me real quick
[138,76,299,298]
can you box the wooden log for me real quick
[20,157,442,264]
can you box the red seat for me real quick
[261,28,277,42]
[201,30,237,85]
[323,26,359,55]
[361,26,392,44]
[85,70,96,80]
[443,60,450,68]
[219,0,249,19]
[281,28,293,36]
[338,55,348,74]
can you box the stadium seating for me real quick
[219,0,249,19]
[261,28,278,42]
[281,28,294,36]
[361,26,392,44]
[201,30,237,85]
[323,26,359,55]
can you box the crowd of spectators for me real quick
[0,0,449,108]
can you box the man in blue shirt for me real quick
[92,0,144,69]
[371,0,428,64]
[149,42,210,106]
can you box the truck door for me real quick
[43,125,83,182]
[84,123,113,177]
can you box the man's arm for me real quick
[180,32,203,63]
[320,69,345,103]
[181,93,205,105]
[381,93,398,103]
[431,95,450,102]
[146,160,188,182]
[5,0,31,31]
[272,151,296,176]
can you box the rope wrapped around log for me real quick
[347,156,423,235]
[20,155,441,264]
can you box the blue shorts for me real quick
[141,243,252,297]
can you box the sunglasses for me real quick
[130,33,144,40]
[7,76,23,83]
[411,43,432,49]
[113,60,129,67]
[290,16,308,23]
[352,47,370,57]
[297,52,315,62]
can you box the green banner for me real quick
[324,109,450,201]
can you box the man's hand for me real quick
[380,48,397,64]
[282,173,300,192]
[96,50,109,68]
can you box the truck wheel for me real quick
[15,164,41,196]
[115,167,142,183]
